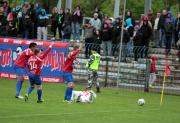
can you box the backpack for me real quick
[164,17,173,34]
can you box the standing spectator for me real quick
[112,17,130,60]
[89,13,102,31]
[103,16,112,28]
[37,9,48,41]
[163,14,174,55]
[56,8,65,40]
[83,22,94,58]
[3,1,10,16]
[72,5,83,42]
[64,8,72,26]
[32,3,42,39]
[112,17,121,56]
[17,5,24,36]
[175,12,180,48]
[125,11,135,37]
[22,3,32,39]
[139,16,152,58]
[94,6,103,21]
[63,22,71,41]
[101,23,112,56]
[158,9,168,48]
[147,10,154,26]
[0,6,7,36]
[7,10,18,37]
[167,10,176,47]
[133,25,143,61]
[63,8,72,41]
[51,7,58,40]
[153,12,161,47]
[94,29,101,54]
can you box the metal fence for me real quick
[73,42,180,95]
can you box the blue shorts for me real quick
[28,72,42,86]
[62,72,74,83]
[14,65,27,77]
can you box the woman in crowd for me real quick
[56,8,65,40]
[51,7,58,40]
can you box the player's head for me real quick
[34,48,40,56]
[29,42,37,51]
[73,44,79,51]
[150,54,157,61]
[91,48,97,54]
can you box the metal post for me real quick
[116,0,127,88]
[144,0,152,15]
[105,59,109,87]
[65,0,72,12]
[144,59,150,92]
[57,0,62,9]
[114,0,120,18]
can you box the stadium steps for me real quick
[72,45,180,93]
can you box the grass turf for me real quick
[0,78,180,123]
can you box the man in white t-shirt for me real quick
[154,12,161,47]
[89,13,102,31]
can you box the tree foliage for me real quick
[9,0,180,19]
[72,0,179,19]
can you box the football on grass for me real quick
[138,99,145,106]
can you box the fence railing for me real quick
[73,42,180,95]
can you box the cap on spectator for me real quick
[94,13,98,16]
[41,9,46,15]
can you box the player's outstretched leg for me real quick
[25,86,35,102]
[64,88,69,101]
[15,77,24,99]
[94,71,100,93]
[28,86,35,95]
[96,82,100,93]
[87,71,93,88]
[64,82,74,103]
[37,85,43,103]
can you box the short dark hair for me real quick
[29,42,37,48]
[34,48,40,55]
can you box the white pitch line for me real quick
[0,108,159,119]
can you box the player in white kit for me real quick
[71,88,97,103]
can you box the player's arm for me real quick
[39,42,54,59]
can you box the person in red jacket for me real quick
[25,43,54,103]
[149,55,157,87]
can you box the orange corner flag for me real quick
[165,63,171,76]
[160,63,171,105]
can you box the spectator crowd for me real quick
[0,1,179,61]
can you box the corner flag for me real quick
[160,63,171,105]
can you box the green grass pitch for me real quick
[0,78,180,123]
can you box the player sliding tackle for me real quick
[62,43,82,103]
[14,43,37,99]
[25,42,54,103]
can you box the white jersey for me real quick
[71,90,97,103]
